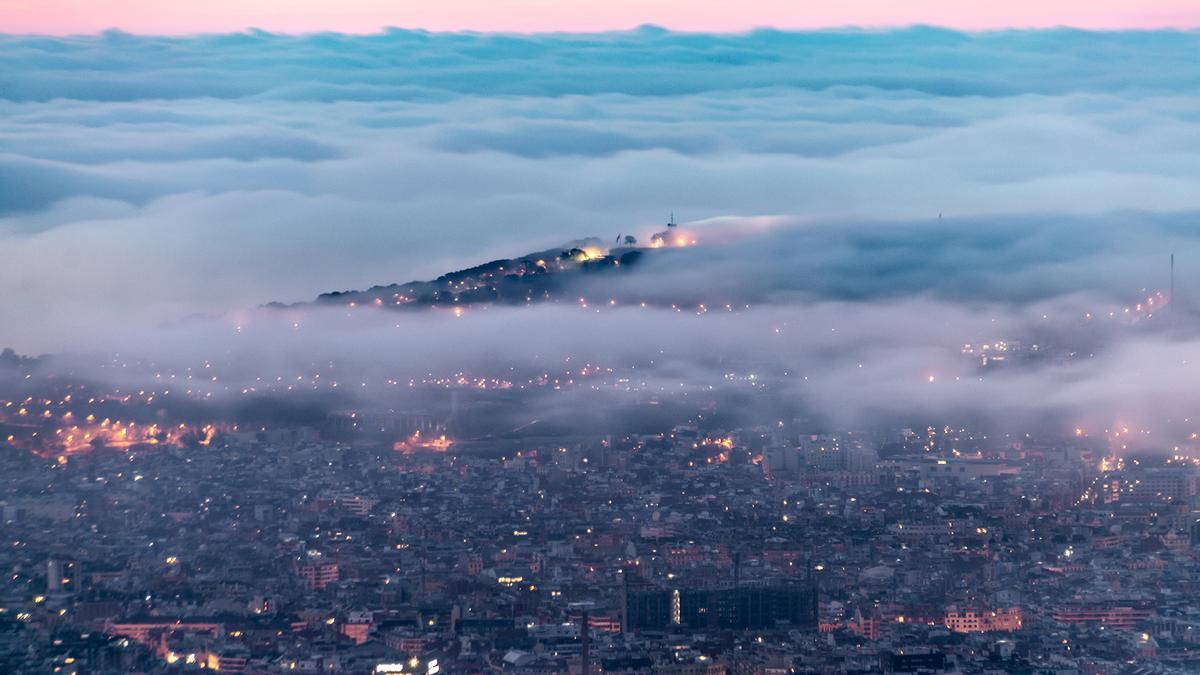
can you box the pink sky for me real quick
[1,0,1198,34]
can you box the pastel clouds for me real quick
[2,0,1199,34]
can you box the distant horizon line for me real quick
[5,22,1200,38]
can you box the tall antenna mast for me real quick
[1171,253,1175,305]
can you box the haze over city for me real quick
[2,1,1200,674]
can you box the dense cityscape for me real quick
[4,243,1200,673]
[5,387,1200,673]
[5,2,1200,673]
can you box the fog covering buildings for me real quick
[5,222,1200,672]
[3,22,1200,675]
[5,340,1200,673]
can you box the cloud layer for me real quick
[5,0,1200,35]
[1,27,1198,383]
